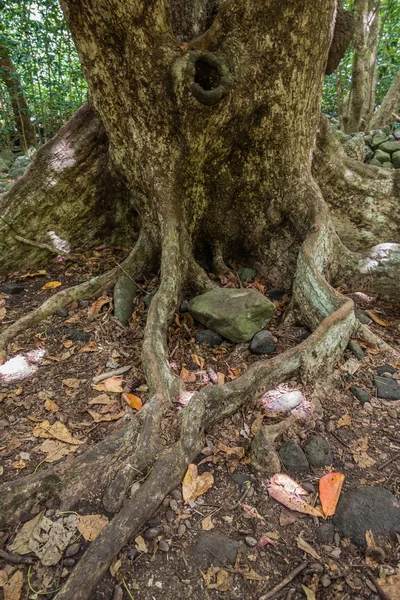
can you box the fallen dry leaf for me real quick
[110,559,122,578]
[203,567,231,591]
[217,372,225,385]
[0,300,6,322]
[182,464,214,503]
[33,420,84,445]
[2,569,23,600]
[239,567,268,581]
[92,376,124,393]
[20,269,47,278]
[365,310,393,327]
[302,585,316,600]
[337,414,351,428]
[180,367,196,383]
[41,281,62,290]
[62,378,80,389]
[297,535,321,560]
[191,354,205,369]
[88,296,112,317]
[77,514,109,542]
[135,535,148,553]
[351,437,376,468]
[202,515,215,531]
[267,474,324,518]
[319,472,345,517]
[88,394,112,405]
[45,398,60,412]
[87,409,125,423]
[11,459,26,470]
[39,439,79,462]
[377,572,400,600]
[79,341,99,353]
[122,393,143,410]
[241,504,265,520]
[8,512,44,555]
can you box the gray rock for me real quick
[363,134,372,146]
[394,129,400,140]
[374,149,391,164]
[355,310,372,324]
[192,531,243,567]
[381,125,391,135]
[0,283,24,294]
[245,536,257,547]
[379,141,400,154]
[376,364,396,376]
[392,150,400,169]
[145,528,160,540]
[188,288,275,343]
[371,133,388,148]
[158,540,169,552]
[333,486,400,546]
[56,307,69,318]
[382,162,395,169]
[317,523,334,544]
[238,267,256,281]
[113,276,137,325]
[8,167,26,180]
[195,329,224,347]
[65,543,81,557]
[47,327,91,342]
[14,155,31,169]
[342,134,366,161]
[251,426,281,472]
[348,341,365,360]
[305,436,333,467]
[279,440,309,472]
[364,146,374,161]
[373,376,400,400]
[143,289,157,309]
[367,158,382,167]
[250,330,276,355]
[0,149,15,166]
[63,558,75,567]
[350,386,370,404]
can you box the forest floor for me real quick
[1,246,400,600]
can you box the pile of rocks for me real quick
[330,118,400,169]
[0,149,32,194]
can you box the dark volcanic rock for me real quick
[305,436,333,467]
[350,386,370,405]
[250,330,276,355]
[0,283,24,294]
[192,531,244,567]
[373,376,400,400]
[333,486,400,546]
[376,364,396,376]
[279,439,309,472]
[348,341,365,360]
[195,330,224,347]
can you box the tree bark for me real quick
[370,67,400,129]
[0,42,36,152]
[343,0,380,132]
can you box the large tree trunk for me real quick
[343,0,380,132]
[0,2,399,599]
[370,67,400,129]
[0,42,36,152]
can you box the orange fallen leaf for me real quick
[337,414,351,428]
[79,341,99,353]
[88,296,112,317]
[267,474,324,518]
[365,311,393,327]
[180,367,196,383]
[77,514,109,541]
[33,420,84,445]
[122,393,143,410]
[45,398,60,412]
[319,472,345,517]
[41,281,62,290]
[182,464,214,503]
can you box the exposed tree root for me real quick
[0,232,151,364]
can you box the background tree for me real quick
[370,65,400,127]
[0,2,399,598]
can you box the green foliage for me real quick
[322,0,400,117]
[0,0,86,149]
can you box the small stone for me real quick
[250,330,276,355]
[308,562,324,574]
[56,307,69,318]
[305,436,333,467]
[171,489,182,501]
[373,376,400,400]
[244,536,257,547]
[127,547,139,559]
[321,574,331,588]
[364,402,374,413]
[330,547,341,558]
[334,532,341,547]
[145,528,160,540]
[63,558,75,567]
[179,300,189,313]
[169,499,178,512]
[266,288,287,300]
[388,408,397,419]
[350,386,370,405]
[195,330,224,347]
[147,518,161,527]
[45,509,55,518]
[130,482,141,497]
[166,509,175,523]
[279,440,309,472]
[177,524,186,538]
[302,482,316,493]
[158,540,169,552]
[0,283,24,295]
[348,341,365,360]
[143,289,157,309]
[376,364,396,375]
[237,267,256,281]
[251,426,281,472]
[65,543,80,558]
[317,523,334,545]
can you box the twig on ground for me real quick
[259,562,308,600]
[92,364,132,383]
[0,548,36,565]
[380,452,400,470]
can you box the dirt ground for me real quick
[1,246,400,600]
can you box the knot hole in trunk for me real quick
[190,53,231,106]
